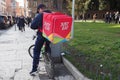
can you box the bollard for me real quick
[119,75,120,80]
[108,73,112,80]
[50,43,62,63]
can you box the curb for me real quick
[62,56,92,80]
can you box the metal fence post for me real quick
[71,0,75,38]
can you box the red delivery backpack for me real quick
[42,12,73,44]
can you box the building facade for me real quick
[5,0,25,16]
[0,0,6,15]
[24,0,29,16]
[11,0,17,16]
[15,2,21,16]
[6,0,18,16]
[6,0,12,15]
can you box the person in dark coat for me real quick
[30,4,51,76]
[26,16,32,27]
[17,15,26,32]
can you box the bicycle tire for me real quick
[28,45,44,60]
[28,44,35,58]
[44,52,54,79]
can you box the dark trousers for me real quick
[32,34,51,71]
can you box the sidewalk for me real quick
[0,25,77,80]
[0,26,75,80]
[0,26,49,80]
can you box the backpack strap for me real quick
[38,27,43,32]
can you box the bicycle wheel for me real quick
[28,45,44,60]
[28,44,35,58]
[44,52,54,79]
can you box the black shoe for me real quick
[30,70,37,76]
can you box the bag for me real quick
[42,12,73,44]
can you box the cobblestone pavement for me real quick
[0,25,75,80]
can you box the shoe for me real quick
[30,70,38,76]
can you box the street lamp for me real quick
[71,0,75,38]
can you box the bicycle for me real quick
[28,35,54,79]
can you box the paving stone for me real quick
[0,44,17,51]
[14,69,33,80]
[0,51,17,61]
[0,61,22,77]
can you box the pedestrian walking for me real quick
[17,15,26,32]
[30,4,51,76]
[93,13,97,22]
[108,12,112,23]
[115,11,119,24]
[26,16,32,27]
[105,12,109,23]
[119,14,120,24]
[14,16,18,31]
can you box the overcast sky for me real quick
[16,0,24,6]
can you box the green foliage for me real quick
[66,0,120,16]
[88,0,99,10]
[99,0,109,10]
[106,0,120,10]
[84,0,91,10]
[66,0,90,19]
[63,22,120,79]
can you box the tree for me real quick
[66,0,120,20]
[99,0,120,10]
[109,0,120,10]
[88,0,99,10]
[67,0,90,19]
[99,0,110,10]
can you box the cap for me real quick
[37,4,46,10]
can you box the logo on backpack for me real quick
[44,22,51,31]
[60,22,69,30]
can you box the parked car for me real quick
[0,15,9,29]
